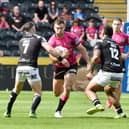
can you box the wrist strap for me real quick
[57,56,63,62]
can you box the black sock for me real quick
[56,99,67,112]
[92,99,101,106]
[6,92,17,114]
[115,105,123,114]
[31,95,41,113]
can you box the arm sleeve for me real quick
[70,33,81,47]
[48,36,55,47]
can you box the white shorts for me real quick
[92,70,123,88]
[15,66,41,82]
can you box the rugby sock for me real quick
[7,92,17,114]
[115,105,123,114]
[31,95,41,113]
[92,99,101,107]
[56,95,69,112]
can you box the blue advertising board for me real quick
[122,22,129,93]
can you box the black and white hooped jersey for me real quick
[94,37,123,73]
[18,33,47,67]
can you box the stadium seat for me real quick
[11,50,20,56]
[3,50,12,56]
[86,0,94,4]
[7,40,19,51]
[39,50,48,57]
[6,30,16,40]
[0,41,8,50]
[14,32,23,40]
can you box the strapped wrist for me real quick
[57,56,63,62]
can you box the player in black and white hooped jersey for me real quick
[85,26,128,118]
[4,22,69,118]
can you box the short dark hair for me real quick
[54,18,66,25]
[113,17,122,23]
[22,22,35,32]
[73,18,81,25]
[38,0,44,2]
[104,25,113,37]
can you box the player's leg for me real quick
[85,80,104,115]
[104,85,126,118]
[28,68,42,118]
[106,82,121,108]
[55,72,76,118]
[4,80,24,117]
[4,66,25,117]
[29,80,42,118]
[53,79,64,97]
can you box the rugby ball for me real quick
[55,46,68,55]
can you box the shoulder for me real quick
[65,31,75,37]
[65,32,78,39]
[33,34,47,42]
[122,32,129,38]
[49,34,55,41]
[48,34,56,45]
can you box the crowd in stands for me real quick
[0,0,102,57]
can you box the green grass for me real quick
[0,91,129,129]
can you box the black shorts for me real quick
[53,64,78,79]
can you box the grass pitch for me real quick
[0,91,129,129]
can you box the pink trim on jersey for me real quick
[85,27,98,39]
[60,95,69,101]
[48,32,81,67]
[70,25,84,38]
[112,32,129,53]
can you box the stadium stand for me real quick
[94,0,127,24]
[0,0,101,56]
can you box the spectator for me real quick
[71,18,86,66]
[33,0,49,24]
[99,17,108,39]
[9,6,26,32]
[60,5,72,24]
[48,0,59,24]
[0,0,8,15]
[85,18,98,47]
[73,7,84,21]
[71,18,85,41]
[0,14,10,29]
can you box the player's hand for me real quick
[86,72,93,81]
[126,51,129,58]
[61,59,70,67]
[62,49,69,58]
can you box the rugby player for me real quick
[106,17,129,108]
[4,22,69,118]
[48,18,89,118]
[85,26,127,118]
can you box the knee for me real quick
[104,86,112,94]
[64,74,75,84]
[53,91,60,97]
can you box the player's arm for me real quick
[76,44,89,64]
[49,54,58,64]
[121,52,129,60]
[41,42,60,57]
[41,41,69,59]
[49,53,70,67]
[87,48,101,73]
[86,33,93,40]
